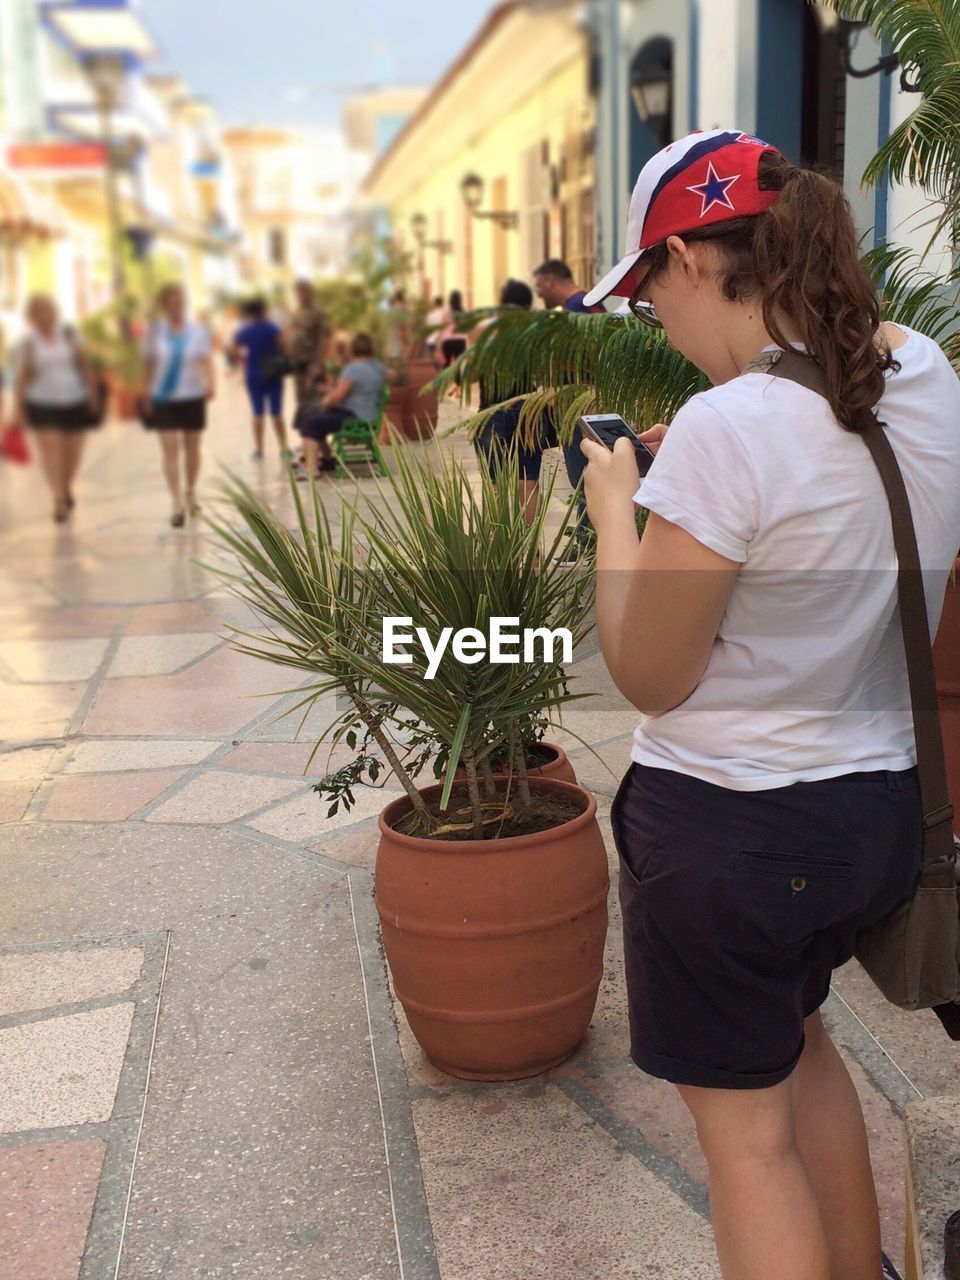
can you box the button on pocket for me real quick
[735,850,858,949]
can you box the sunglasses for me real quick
[626,260,663,330]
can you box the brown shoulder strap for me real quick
[760,348,955,878]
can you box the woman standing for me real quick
[14,293,100,523]
[142,284,214,528]
[580,129,960,1280]
[437,289,466,368]
[229,297,288,460]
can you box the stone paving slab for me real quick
[143,769,304,824]
[0,946,144,1017]
[0,1138,107,1280]
[0,1004,135,1131]
[0,638,111,683]
[411,1085,721,1280]
[41,768,189,822]
[107,634,223,678]
[63,740,218,774]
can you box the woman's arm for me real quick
[201,355,215,399]
[13,358,29,424]
[321,376,352,410]
[583,437,739,716]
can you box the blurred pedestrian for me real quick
[473,279,553,522]
[533,258,603,314]
[533,258,605,536]
[437,289,467,368]
[13,293,101,523]
[425,294,445,357]
[383,290,411,366]
[230,297,288,461]
[296,332,386,477]
[141,283,215,528]
[286,280,330,421]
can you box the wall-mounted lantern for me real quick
[459,173,518,230]
[409,210,453,253]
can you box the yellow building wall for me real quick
[366,8,594,308]
[25,241,57,295]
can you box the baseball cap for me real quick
[583,128,783,307]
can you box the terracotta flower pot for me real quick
[375,777,609,1081]
[933,564,960,837]
[383,357,439,441]
[527,741,577,785]
[451,742,577,787]
[110,381,140,422]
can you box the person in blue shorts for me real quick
[230,298,289,460]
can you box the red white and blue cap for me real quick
[583,128,783,307]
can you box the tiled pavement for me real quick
[0,382,955,1278]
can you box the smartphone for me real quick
[578,414,657,477]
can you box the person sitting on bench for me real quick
[296,332,386,475]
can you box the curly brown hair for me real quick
[641,153,897,433]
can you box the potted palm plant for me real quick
[208,442,609,1080]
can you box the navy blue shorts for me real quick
[475,405,588,496]
[296,405,351,441]
[610,762,922,1091]
[246,380,283,417]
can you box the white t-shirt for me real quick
[18,330,88,405]
[145,322,212,401]
[632,328,960,790]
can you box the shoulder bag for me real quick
[759,348,960,1036]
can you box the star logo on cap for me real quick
[687,162,741,218]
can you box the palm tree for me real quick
[821,1,960,248]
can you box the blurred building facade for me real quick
[363,2,595,306]
[343,84,429,254]
[0,0,241,336]
[223,126,370,293]
[363,0,949,309]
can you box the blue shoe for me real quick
[881,1252,904,1280]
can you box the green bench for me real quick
[331,385,390,478]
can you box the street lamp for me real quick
[630,38,672,152]
[86,55,128,310]
[42,4,158,315]
[409,210,453,253]
[459,173,518,231]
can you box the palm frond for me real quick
[819,0,960,243]
[431,308,707,442]
[866,242,960,364]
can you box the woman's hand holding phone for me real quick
[638,423,669,453]
[580,435,642,531]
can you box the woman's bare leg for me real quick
[302,437,320,477]
[33,431,68,506]
[271,415,287,451]
[183,431,202,504]
[678,1076,831,1280]
[251,415,265,454]
[520,479,540,524]
[63,432,86,500]
[794,1011,883,1280]
[158,431,183,512]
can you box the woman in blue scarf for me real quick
[142,284,215,528]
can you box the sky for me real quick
[145,0,495,129]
